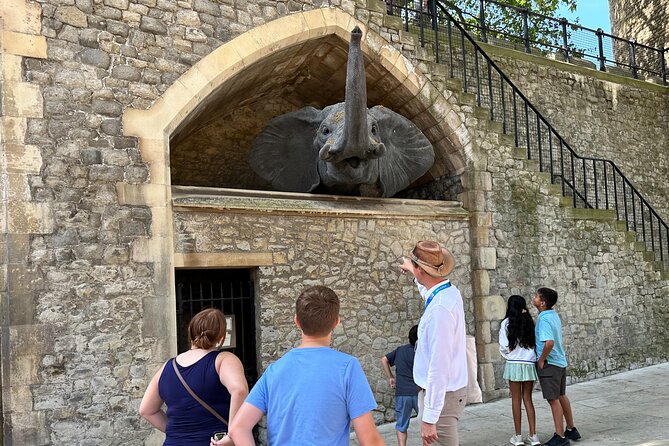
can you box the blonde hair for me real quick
[188,308,227,349]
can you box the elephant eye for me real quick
[371,125,378,135]
[322,127,330,135]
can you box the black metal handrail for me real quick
[387,0,669,268]
[436,0,668,85]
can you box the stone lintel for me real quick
[174,252,274,268]
[171,186,469,220]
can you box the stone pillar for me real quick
[462,168,506,401]
[0,0,51,443]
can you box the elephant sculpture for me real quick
[248,26,434,198]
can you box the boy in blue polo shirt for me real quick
[381,325,419,446]
[532,287,581,446]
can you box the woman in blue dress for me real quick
[140,308,248,445]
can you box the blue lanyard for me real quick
[423,280,451,312]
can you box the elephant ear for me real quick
[369,106,435,197]
[248,106,322,193]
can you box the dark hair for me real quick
[296,285,340,336]
[408,325,418,347]
[504,295,535,351]
[536,287,558,309]
[189,308,227,349]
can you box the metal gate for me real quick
[175,268,258,385]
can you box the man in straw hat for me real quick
[400,241,468,446]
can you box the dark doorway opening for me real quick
[175,268,258,386]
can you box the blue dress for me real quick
[158,350,231,445]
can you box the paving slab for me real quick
[351,362,669,446]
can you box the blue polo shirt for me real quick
[535,309,567,368]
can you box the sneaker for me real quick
[510,434,524,446]
[525,434,541,445]
[541,433,569,446]
[565,427,581,441]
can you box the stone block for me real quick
[473,247,496,270]
[4,143,42,174]
[472,269,490,296]
[3,82,43,118]
[476,320,491,344]
[474,294,505,322]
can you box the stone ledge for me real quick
[174,252,275,268]
[172,186,469,220]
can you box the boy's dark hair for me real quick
[536,287,558,309]
[408,325,418,347]
[188,308,227,350]
[296,285,340,336]
[504,295,535,350]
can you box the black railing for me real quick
[387,0,669,268]
[391,0,668,85]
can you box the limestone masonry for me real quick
[1,0,668,444]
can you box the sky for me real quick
[556,0,611,34]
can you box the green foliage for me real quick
[442,0,578,51]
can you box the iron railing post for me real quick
[660,48,667,86]
[597,28,606,71]
[629,39,638,79]
[560,18,570,62]
[522,8,530,53]
[479,0,487,43]
[432,0,439,63]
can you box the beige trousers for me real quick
[417,386,467,446]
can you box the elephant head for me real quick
[248,27,434,197]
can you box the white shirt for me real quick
[498,318,537,363]
[413,279,468,423]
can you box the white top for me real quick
[498,318,537,363]
[413,279,468,424]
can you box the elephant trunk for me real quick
[326,26,368,162]
[344,26,368,157]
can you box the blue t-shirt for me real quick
[385,344,418,396]
[535,309,567,368]
[246,347,377,446]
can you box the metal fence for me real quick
[386,0,669,268]
[411,0,669,84]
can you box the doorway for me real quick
[175,268,258,386]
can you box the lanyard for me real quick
[423,280,451,312]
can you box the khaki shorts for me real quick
[537,363,566,400]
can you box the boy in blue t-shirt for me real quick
[532,287,582,446]
[381,325,419,446]
[223,285,384,446]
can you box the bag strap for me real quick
[172,358,228,426]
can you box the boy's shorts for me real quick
[537,363,567,400]
[395,395,419,433]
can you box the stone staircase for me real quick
[377,3,669,279]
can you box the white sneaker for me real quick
[510,434,524,446]
[525,434,541,445]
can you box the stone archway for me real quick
[120,7,475,388]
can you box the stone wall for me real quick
[609,0,669,51]
[171,194,473,427]
[2,0,669,443]
[482,140,669,387]
[481,43,669,221]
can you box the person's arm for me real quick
[380,355,396,389]
[139,364,168,432]
[537,339,554,369]
[217,352,250,424]
[225,402,264,446]
[498,319,511,357]
[352,412,386,446]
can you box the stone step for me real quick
[565,208,617,220]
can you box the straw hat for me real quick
[409,241,455,278]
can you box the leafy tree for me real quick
[441,0,578,51]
